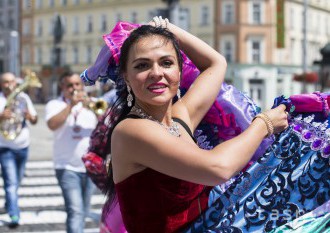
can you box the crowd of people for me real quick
[0,17,328,233]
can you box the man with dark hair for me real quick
[45,72,97,233]
[0,72,38,228]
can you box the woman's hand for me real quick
[148,16,169,28]
[263,104,289,135]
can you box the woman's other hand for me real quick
[263,104,289,135]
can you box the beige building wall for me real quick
[22,0,214,73]
[20,0,214,101]
[21,0,330,103]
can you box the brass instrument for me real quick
[73,90,108,116]
[0,70,42,140]
[88,98,108,116]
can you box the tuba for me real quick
[0,70,42,140]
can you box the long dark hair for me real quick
[101,25,183,213]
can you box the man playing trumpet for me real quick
[0,72,38,228]
[45,72,98,233]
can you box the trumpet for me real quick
[88,98,108,116]
[72,90,108,116]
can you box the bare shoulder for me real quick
[111,117,159,159]
[112,117,149,143]
[111,117,153,182]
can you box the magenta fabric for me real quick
[290,92,330,115]
[103,22,140,64]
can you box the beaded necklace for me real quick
[130,106,181,137]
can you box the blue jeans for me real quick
[0,147,28,218]
[55,169,95,233]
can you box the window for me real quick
[62,16,67,34]
[221,35,235,63]
[22,0,30,9]
[87,15,93,33]
[62,48,66,65]
[8,13,15,30]
[36,19,43,36]
[290,8,294,30]
[73,16,79,34]
[200,6,209,26]
[178,8,190,31]
[290,38,295,64]
[115,13,122,23]
[73,0,80,4]
[48,18,54,35]
[101,14,107,32]
[49,0,55,7]
[36,47,42,64]
[252,2,261,24]
[86,45,92,64]
[22,20,31,36]
[252,41,261,63]
[249,79,263,107]
[248,36,263,63]
[61,0,67,6]
[36,0,43,9]
[49,48,52,64]
[222,1,234,24]
[22,46,31,65]
[224,41,233,62]
[73,46,79,64]
[131,12,138,24]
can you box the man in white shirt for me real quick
[45,72,97,233]
[0,72,38,228]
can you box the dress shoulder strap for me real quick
[125,115,197,143]
[125,114,141,119]
[173,117,197,143]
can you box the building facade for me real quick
[0,0,20,75]
[19,0,330,106]
[215,0,330,109]
[20,0,214,101]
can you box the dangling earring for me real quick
[127,85,133,107]
[177,84,181,99]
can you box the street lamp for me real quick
[9,30,19,76]
[162,0,180,24]
[51,14,64,99]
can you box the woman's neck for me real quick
[134,102,173,126]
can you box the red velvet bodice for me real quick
[115,168,211,233]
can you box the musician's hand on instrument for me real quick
[82,95,92,108]
[71,90,85,106]
[24,111,37,124]
[1,108,13,120]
